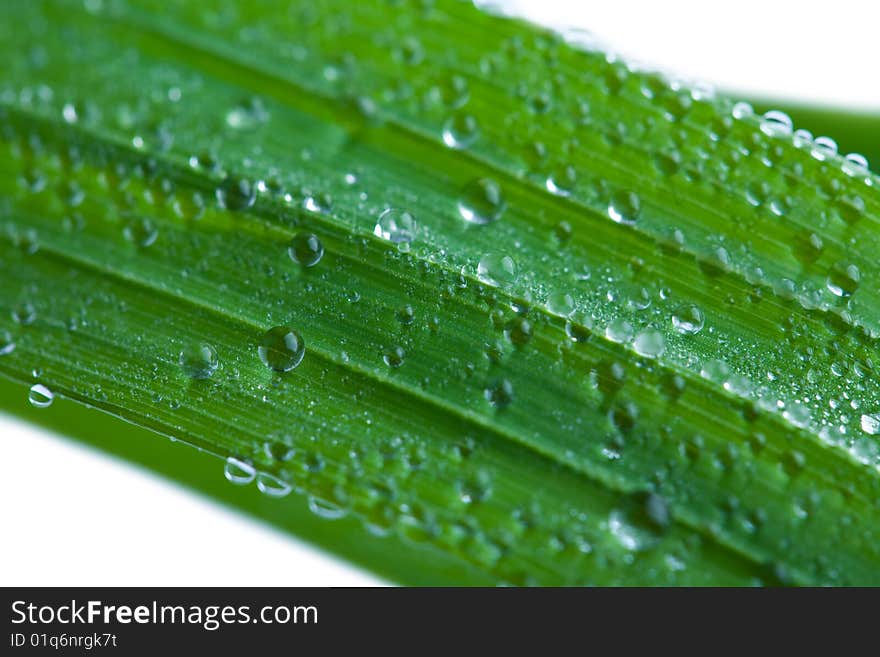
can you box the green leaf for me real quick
[1,0,879,585]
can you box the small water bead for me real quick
[308,496,347,520]
[607,190,641,224]
[545,165,577,196]
[216,176,256,211]
[477,253,517,286]
[485,378,514,408]
[288,232,324,267]
[810,136,838,161]
[258,326,305,372]
[383,346,406,368]
[672,304,704,334]
[224,457,256,485]
[633,329,666,358]
[826,262,860,298]
[12,302,36,325]
[28,383,54,408]
[225,97,269,130]
[605,318,633,344]
[547,291,576,317]
[442,113,479,149]
[457,178,505,225]
[374,208,417,243]
[759,110,793,138]
[304,192,332,215]
[256,472,292,498]
[842,153,870,178]
[731,101,753,120]
[861,414,880,436]
[0,330,14,356]
[123,217,158,247]
[178,342,219,379]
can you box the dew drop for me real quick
[810,136,838,161]
[861,414,880,436]
[442,113,479,149]
[383,345,406,368]
[288,232,324,267]
[225,97,268,130]
[545,165,577,196]
[216,176,255,211]
[633,329,666,358]
[477,253,517,286]
[608,190,641,224]
[308,496,347,519]
[485,378,514,408]
[672,304,704,334]
[547,291,575,317]
[224,457,256,485]
[759,110,793,138]
[12,302,36,326]
[458,178,505,225]
[605,318,633,344]
[256,472,292,498]
[28,383,54,408]
[178,342,219,379]
[826,262,860,298]
[258,326,305,372]
[0,330,14,356]
[123,216,158,247]
[374,208,417,244]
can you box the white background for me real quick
[2,0,878,586]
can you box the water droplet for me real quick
[62,102,78,124]
[759,110,792,138]
[545,165,577,196]
[374,208,417,244]
[605,318,633,344]
[672,304,704,334]
[442,114,479,149]
[547,291,575,317]
[485,378,514,408]
[731,101,753,120]
[225,97,268,130]
[810,136,838,161]
[258,326,305,372]
[308,496,347,519]
[288,232,324,267]
[256,472,292,498]
[216,176,255,211]
[458,178,505,225]
[633,329,666,358]
[861,414,880,436]
[12,302,36,326]
[826,262,860,298]
[28,383,54,408]
[178,343,219,379]
[477,253,517,286]
[224,457,256,485]
[0,330,14,356]
[383,346,406,368]
[123,217,158,247]
[608,190,641,224]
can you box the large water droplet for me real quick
[28,383,54,408]
[13,302,36,326]
[477,253,517,286]
[258,326,305,372]
[374,208,417,243]
[608,190,641,224]
[759,110,793,138]
[123,217,158,247]
[179,343,219,379]
[458,178,505,225]
[633,329,666,358]
[256,472,292,498]
[288,232,324,267]
[224,457,256,485]
[672,304,704,334]
[861,414,880,436]
[442,114,479,149]
[605,318,633,344]
[216,176,255,211]
[225,97,269,130]
[485,378,514,408]
[0,330,15,356]
[826,261,860,298]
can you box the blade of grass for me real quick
[0,0,878,585]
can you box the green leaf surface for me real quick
[1,0,879,585]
